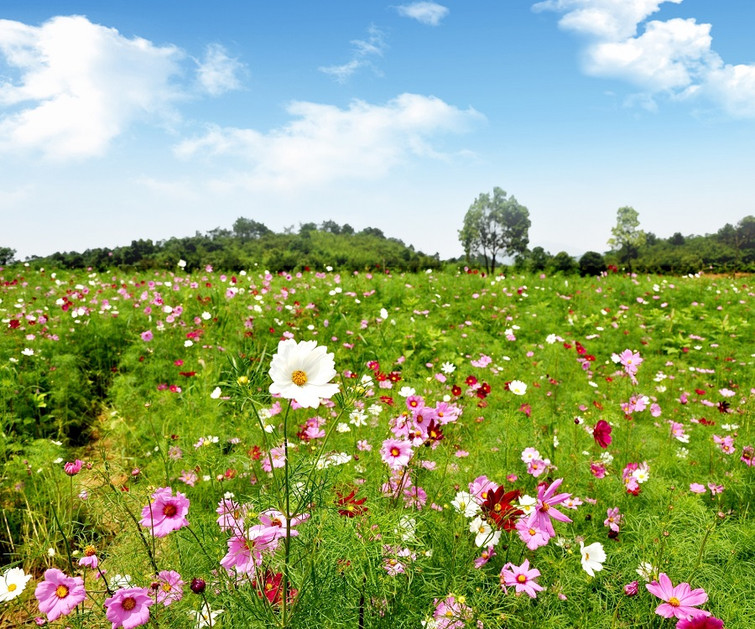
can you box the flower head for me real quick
[500,559,543,598]
[139,487,190,538]
[0,567,32,602]
[593,420,612,448]
[34,568,86,622]
[580,541,606,577]
[646,573,710,620]
[268,339,339,408]
[104,587,154,629]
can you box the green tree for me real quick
[550,251,577,274]
[527,246,551,272]
[232,217,271,241]
[608,206,645,273]
[459,187,531,275]
[579,251,607,276]
[0,246,16,265]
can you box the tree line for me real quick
[3,219,442,273]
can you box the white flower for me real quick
[636,561,657,581]
[349,410,367,427]
[451,491,481,518]
[210,387,222,399]
[21,347,34,356]
[379,307,389,320]
[336,422,351,433]
[517,494,537,516]
[189,607,224,628]
[0,567,32,602]
[440,362,456,374]
[469,516,501,547]
[177,259,187,268]
[268,339,339,408]
[398,386,416,398]
[395,515,417,542]
[109,574,134,589]
[580,541,606,577]
[509,380,527,395]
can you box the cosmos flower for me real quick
[104,587,154,629]
[500,559,543,598]
[268,339,339,408]
[35,569,86,622]
[0,567,32,602]
[580,541,606,577]
[139,487,190,538]
[646,573,710,620]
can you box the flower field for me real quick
[0,264,753,628]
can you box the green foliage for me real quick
[459,187,531,275]
[607,206,646,273]
[578,251,607,276]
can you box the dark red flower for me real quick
[451,385,462,397]
[717,400,731,414]
[465,375,478,386]
[335,487,368,517]
[424,419,444,446]
[593,420,612,448]
[388,371,402,383]
[481,486,522,531]
[255,571,296,605]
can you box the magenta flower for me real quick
[34,568,86,622]
[604,507,622,533]
[63,459,84,476]
[220,526,277,575]
[593,420,612,448]
[380,438,414,469]
[675,616,724,629]
[500,559,544,598]
[646,573,710,620]
[150,570,183,606]
[104,587,153,629]
[432,594,473,628]
[139,487,190,538]
[515,518,550,551]
[528,478,573,537]
[140,330,153,342]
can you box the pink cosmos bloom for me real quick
[515,518,550,550]
[624,581,639,596]
[474,546,496,569]
[432,594,474,628]
[220,525,277,575]
[713,435,735,455]
[593,420,612,448]
[676,616,724,629]
[216,498,248,533]
[35,568,86,622]
[261,446,286,472]
[500,559,544,598]
[527,458,549,478]
[528,478,573,537]
[380,438,413,469]
[468,475,498,504]
[618,349,643,377]
[258,509,310,543]
[140,330,153,342]
[63,459,84,476]
[78,544,99,569]
[604,507,622,533]
[646,573,710,620]
[707,483,724,496]
[139,487,190,538]
[590,462,607,479]
[740,445,754,466]
[690,483,706,494]
[104,587,153,629]
[151,570,183,606]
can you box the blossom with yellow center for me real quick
[269,339,339,408]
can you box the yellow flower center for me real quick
[122,597,137,611]
[84,545,96,556]
[669,597,680,607]
[528,528,536,536]
[584,553,590,560]
[161,583,173,592]
[517,574,527,583]
[390,447,400,457]
[8,584,16,592]
[55,584,69,599]
[291,370,308,386]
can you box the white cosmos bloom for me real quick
[469,516,501,547]
[451,491,480,518]
[509,380,527,395]
[580,541,606,577]
[0,567,32,602]
[268,339,339,408]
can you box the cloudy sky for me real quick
[1,1,754,261]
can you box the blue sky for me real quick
[2,1,754,261]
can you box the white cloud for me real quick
[196,43,245,96]
[586,18,715,91]
[174,93,483,188]
[396,2,450,27]
[0,15,184,159]
[319,25,387,82]
[534,0,755,117]
[533,0,681,40]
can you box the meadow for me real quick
[0,263,752,628]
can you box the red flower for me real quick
[465,375,478,386]
[335,487,368,517]
[424,419,444,446]
[593,420,612,448]
[254,571,296,605]
[388,371,402,383]
[451,385,462,397]
[481,486,522,531]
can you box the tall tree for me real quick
[0,246,15,265]
[459,187,531,275]
[608,206,646,273]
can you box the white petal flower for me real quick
[269,339,339,408]
[580,541,606,577]
[509,380,527,395]
[0,567,32,602]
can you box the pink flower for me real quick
[593,420,612,448]
[624,581,639,596]
[35,568,86,622]
[140,330,153,342]
[380,438,413,469]
[104,587,153,628]
[220,526,277,575]
[528,478,573,537]
[675,616,724,629]
[432,594,473,628]
[617,349,643,378]
[646,573,710,620]
[63,459,84,476]
[689,483,706,494]
[515,518,550,550]
[139,487,190,538]
[500,559,544,598]
[78,544,99,569]
[150,570,183,606]
[590,462,607,479]
[474,546,496,568]
[707,483,724,496]
[604,507,622,533]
